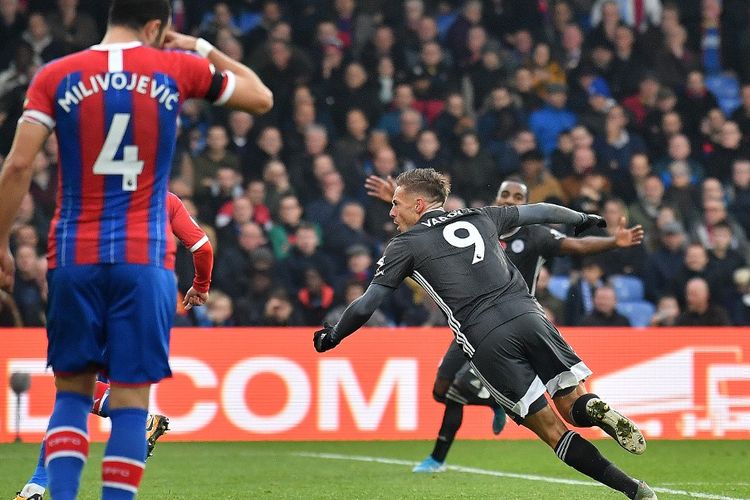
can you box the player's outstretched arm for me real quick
[560,216,644,255]
[0,121,50,290]
[365,175,396,204]
[313,283,394,352]
[164,31,273,115]
[516,203,605,236]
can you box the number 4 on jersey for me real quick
[93,113,144,191]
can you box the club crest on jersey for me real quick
[510,239,525,253]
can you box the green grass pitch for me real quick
[2,440,749,499]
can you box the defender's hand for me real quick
[313,323,339,353]
[183,287,209,310]
[574,214,606,236]
[365,175,396,203]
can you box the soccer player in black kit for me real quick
[315,169,656,500]
[416,179,645,472]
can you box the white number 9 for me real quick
[443,221,485,264]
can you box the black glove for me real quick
[313,322,339,352]
[574,214,606,236]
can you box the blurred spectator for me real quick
[332,244,374,295]
[595,105,647,198]
[200,290,234,327]
[729,268,750,325]
[377,83,420,138]
[245,125,283,181]
[529,83,577,156]
[492,128,537,177]
[305,171,350,227]
[518,149,566,204]
[333,108,369,192]
[728,159,750,235]
[23,12,67,64]
[324,280,389,327]
[196,166,243,226]
[707,221,746,306]
[227,110,254,160]
[212,223,270,300]
[644,221,687,300]
[392,108,424,164]
[46,0,98,52]
[704,120,749,182]
[13,245,46,326]
[0,40,35,98]
[535,266,565,323]
[675,277,731,326]
[628,174,665,247]
[263,160,295,217]
[691,198,749,261]
[409,40,457,121]
[476,86,524,148]
[296,267,335,325]
[654,25,699,89]
[565,256,605,326]
[216,196,254,250]
[663,160,701,226]
[650,295,681,326]
[324,201,378,268]
[280,223,334,290]
[193,125,240,187]
[670,243,721,306]
[261,289,305,326]
[28,150,56,221]
[433,92,474,154]
[0,0,25,70]
[677,71,719,138]
[730,83,750,137]
[330,61,381,133]
[449,131,497,205]
[245,180,272,229]
[580,285,631,326]
[654,134,704,185]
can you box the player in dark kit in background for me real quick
[0,1,272,498]
[317,169,656,499]
[365,176,645,472]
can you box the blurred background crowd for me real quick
[2,0,750,328]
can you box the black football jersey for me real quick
[501,225,566,294]
[372,207,543,356]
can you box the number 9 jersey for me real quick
[372,206,542,356]
[22,41,235,270]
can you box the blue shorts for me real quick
[46,264,175,385]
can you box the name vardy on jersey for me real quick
[420,209,466,227]
[57,72,179,113]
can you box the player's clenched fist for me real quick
[313,323,339,352]
[574,214,606,236]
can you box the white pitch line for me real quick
[294,452,749,500]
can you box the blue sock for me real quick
[26,440,48,489]
[102,408,148,500]
[45,391,92,500]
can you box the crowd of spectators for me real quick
[3,0,750,327]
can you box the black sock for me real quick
[570,393,599,427]
[431,402,463,462]
[555,431,639,499]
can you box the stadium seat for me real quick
[610,275,645,302]
[548,275,571,301]
[616,301,655,328]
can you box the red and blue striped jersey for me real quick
[22,41,235,270]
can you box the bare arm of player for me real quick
[163,31,273,114]
[313,283,394,352]
[0,121,50,290]
[559,217,644,255]
[365,175,396,203]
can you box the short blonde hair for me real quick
[395,168,451,204]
